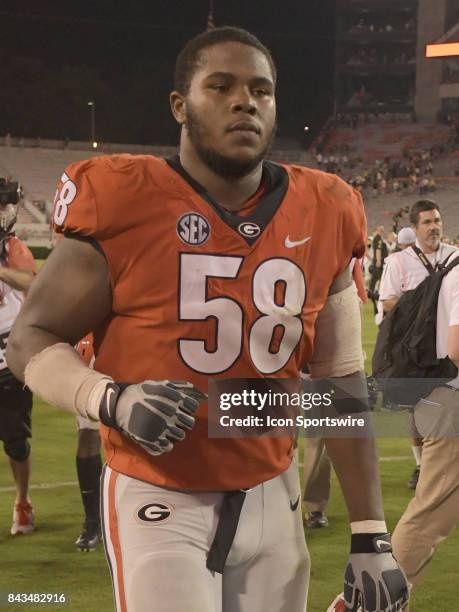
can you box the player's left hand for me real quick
[343,533,410,611]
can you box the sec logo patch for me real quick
[136,503,174,525]
[177,213,210,246]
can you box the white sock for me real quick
[412,445,422,467]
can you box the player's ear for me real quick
[170,91,187,126]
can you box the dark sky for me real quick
[0,0,336,145]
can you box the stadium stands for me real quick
[363,182,459,237]
[1,128,457,245]
[305,120,459,237]
[0,139,177,244]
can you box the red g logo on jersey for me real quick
[177,213,210,246]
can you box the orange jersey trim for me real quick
[108,469,127,612]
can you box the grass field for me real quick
[0,302,457,611]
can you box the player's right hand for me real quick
[99,380,206,455]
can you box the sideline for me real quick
[0,480,77,493]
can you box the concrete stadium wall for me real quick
[415,0,448,122]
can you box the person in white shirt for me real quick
[379,200,457,489]
[395,226,416,251]
[380,202,456,312]
[373,227,416,326]
[391,252,459,589]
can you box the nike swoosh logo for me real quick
[374,539,392,552]
[106,387,115,420]
[285,235,311,248]
[290,494,300,512]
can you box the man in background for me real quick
[0,185,36,534]
[369,226,388,300]
[74,334,102,552]
[379,200,456,489]
[392,248,459,590]
[395,227,416,252]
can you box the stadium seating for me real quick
[327,123,452,162]
[363,181,459,238]
[1,130,458,243]
[304,121,459,238]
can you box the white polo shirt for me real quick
[379,241,457,300]
[436,252,459,360]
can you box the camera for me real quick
[0,178,21,205]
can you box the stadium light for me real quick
[425,42,459,58]
[87,101,96,145]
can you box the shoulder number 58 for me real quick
[53,172,77,226]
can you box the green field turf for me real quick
[0,302,457,611]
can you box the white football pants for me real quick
[101,459,310,612]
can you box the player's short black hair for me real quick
[174,26,276,94]
[409,199,441,225]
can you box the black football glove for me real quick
[344,533,410,612]
[99,380,206,456]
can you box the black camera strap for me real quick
[412,245,436,274]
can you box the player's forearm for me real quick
[325,436,384,522]
[0,268,35,291]
[7,323,64,382]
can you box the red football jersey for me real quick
[53,154,366,490]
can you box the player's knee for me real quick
[4,438,31,462]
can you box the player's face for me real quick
[183,42,276,178]
[415,209,442,251]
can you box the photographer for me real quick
[0,180,37,534]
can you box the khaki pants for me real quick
[101,460,310,612]
[392,386,459,588]
[302,438,331,513]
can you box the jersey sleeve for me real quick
[8,238,37,273]
[51,159,99,237]
[340,186,367,261]
[317,173,367,270]
[51,154,164,243]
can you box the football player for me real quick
[0,191,37,535]
[74,334,102,551]
[8,27,408,611]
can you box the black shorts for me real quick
[0,378,33,443]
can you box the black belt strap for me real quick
[206,490,247,574]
